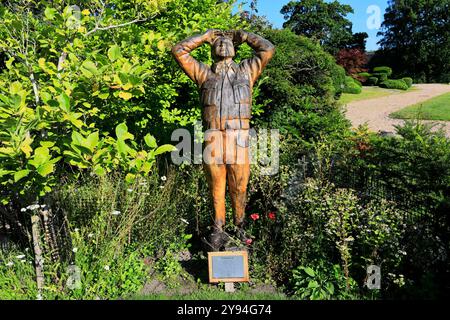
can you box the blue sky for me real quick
[235,0,389,51]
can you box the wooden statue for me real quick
[172,30,275,251]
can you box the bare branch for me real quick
[84,17,150,37]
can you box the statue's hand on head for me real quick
[231,30,248,46]
[204,29,222,45]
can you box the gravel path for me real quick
[344,84,450,137]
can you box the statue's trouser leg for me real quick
[203,130,227,229]
[226,129,250,227]
[203,162,227,229]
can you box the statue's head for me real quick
[211,33,236,61]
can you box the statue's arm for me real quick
[172,31,213,87]
[238,31,275,84]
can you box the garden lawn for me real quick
[340,87,412,105]
[390,92,450,121]
[131,289,289,300]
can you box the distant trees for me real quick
[373,0,450,83]
[281,0,354,54]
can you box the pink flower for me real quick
[268,212,276,220]
[250,213,260,221]
[245,239,253,245]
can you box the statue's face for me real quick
[212,37,235,60]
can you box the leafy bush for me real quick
[358,72,372,79]
[343,76,362,94]
[357,72,371,84]
[373,66,393,77]
[379,79,409,90]
[255,29,350,142]
[367,77,379,86]
[352,78,363,87]
[402,77,413,88]
[292,263,359,300]
[373,73,388,82]
[331,65,347,98]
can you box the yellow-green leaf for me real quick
[118,91,132,101]
[37,163,54,177]
[14,169,30,182]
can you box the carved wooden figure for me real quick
[172,30,275,251]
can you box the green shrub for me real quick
[380,79,409,90]
[402,77,413,88]
[352,78,363,87]
[358,72,372,79]
[292,263,359,300]
[367,77,379,86]
[373,73,388,82]
[331,65,347,98]
[373,66,393,77]
[357,72,371,85]
[343,76,362,94]
[257,29,350,141]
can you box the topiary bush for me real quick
[367,77,379,86]
[358,72,372,78]
[402,77,413,88]
[352,78,363,87]
[357,72,371,85]
[343,76,362,94]
[380,79,409,90]
[373,66,393,77]
[373,73,388,82]
[331,65,347,98]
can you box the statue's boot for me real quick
[210,226,225,252]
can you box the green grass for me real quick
[390,92,450,121]
[339,86,414,105]
[129,285,290,300]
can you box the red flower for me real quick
[245,239,253,245]
[268,212,276,220]
[250,213,260,221]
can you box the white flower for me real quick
[159,186,165,189]
[88,233,94,238]
[180,218,189,225]
[6,262,13,267]
[74,228,79,232]
[26,204,40,211]
[20,208,27,212]
[127,188,133,193]
[72,247,78,253]
[161,176,167,181]
[25,248,29,252]
[111,210,121,216]
[16,255,25,259]
[104,265,110,271]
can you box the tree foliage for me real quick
[0,0,245,206]
[374,0,450,83]
[281,0,354,54]
[336,48,368,77]
[254,29,350,142]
